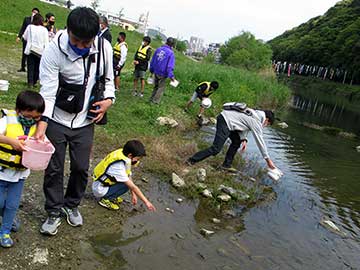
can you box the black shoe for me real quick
[17,68,26,72]
[220,165,238,173]
[185,158,195,166]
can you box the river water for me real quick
[90,89,360,269]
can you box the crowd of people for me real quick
[0,6,277,248]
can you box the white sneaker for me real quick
[139,93,144,98]
[132,91,138,96]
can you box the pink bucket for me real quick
[22,138,55,170]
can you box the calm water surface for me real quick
[89,92,360,270]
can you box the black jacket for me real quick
[100,29,112,44]
[18,16,31,38]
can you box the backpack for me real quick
[223,102,253,116]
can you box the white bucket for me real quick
[0,80,9,91]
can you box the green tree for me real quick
[174,39,187,52]
[220,31,273,70]
[90,0,100,11]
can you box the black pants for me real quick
[20,40,27,70]
[189,114,242,167]
[43,121,94,214]
[27,53,40,86]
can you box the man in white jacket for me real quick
[187,102,276,171]
[35,7,115,236]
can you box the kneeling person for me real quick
[92,140,156,211]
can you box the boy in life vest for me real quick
[185,81,219,118]
[133,36,152,97]
[92,140,156,211]
[113,32,128,90]
[0,90,45,247]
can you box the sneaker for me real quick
[113,197,123,204]
[62,207,83,227]
[98,198,120,210]
[0,233,14,248]
[220,165,238,173]
[40,213,61,236]
[185,158,195,166]
[132,91,138,96]
[139,93,144,98]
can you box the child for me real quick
[185,81,219,118]
[92,140,156,211]
[0,90,45,248]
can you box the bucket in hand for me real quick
[22,137,55,170]
[0,80,9,91]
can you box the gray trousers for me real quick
[43,120,94,214]
[149,74,167,104]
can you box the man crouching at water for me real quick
[187,102,277,171]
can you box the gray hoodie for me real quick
[221,105,270,159]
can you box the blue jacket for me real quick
[150,44,175,79]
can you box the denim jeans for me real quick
[103,182,129,200]
[189,114,243,167]
[0,179,25,234]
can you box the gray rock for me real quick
[197,168,207,182]
[200,228,215,236]
[32,248,49,265]
[218,185,237,197]
[223,209,236,218]
[176,198,183,203]
[171,173,185,188]
[141,177,149,183]
[212,218,221,224]
[356,146,360,153]
[217,194,232,202]
[165,207,175,213]
[202,189,213,198]
[157,116,178,128]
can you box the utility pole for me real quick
[143,11,149,35]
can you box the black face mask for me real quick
[49,21,55,25]
[131,160,140,166]
[117,38,120,43]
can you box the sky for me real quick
[72,0,340,44]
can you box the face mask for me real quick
[18,114,37,127]
[49,21,55,25]
[141,42,145,46]
[68,40,90,57]
[117,38,120,43]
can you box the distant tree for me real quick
[220,31,273,70]
[174,39,187,52]
[90,0,100,11]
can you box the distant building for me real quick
[188,36,204,54]
[207,43,222,64]
[98,10,143,31]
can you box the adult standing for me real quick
[132,36,152,97]
[44,13,57,41]
[22,14,49,88]
[35,7,115,236]
[16,7,40,72]
[187,103,277,171]
[99,16,112,44]
[113,32,128,90]
[149,37,176,104]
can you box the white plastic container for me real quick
[268,167,283,181]
[170,79,179,87]
[22,137,55,170]
[147,77,154,85]
[0,80,9,91]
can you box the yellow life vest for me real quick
[0,109,37,170]
[198,81,214,96]
[93,148,131,186]
[113,42,128,58]
[135,45,151,60]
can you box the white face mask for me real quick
[141,42,145,46]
